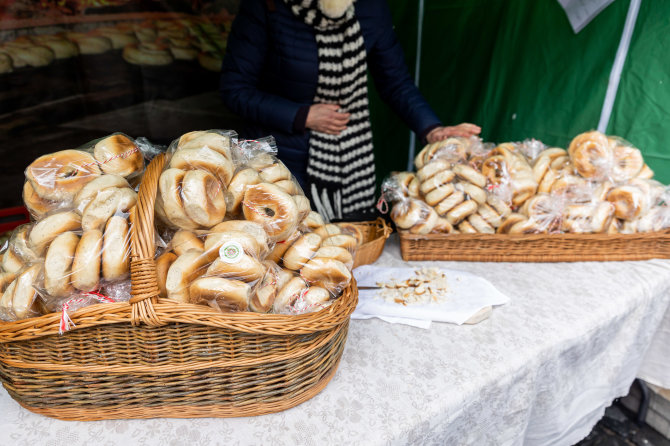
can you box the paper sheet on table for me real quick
[352,266,509,326]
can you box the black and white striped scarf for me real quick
[284,0,376,220]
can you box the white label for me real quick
[219,241,243,264]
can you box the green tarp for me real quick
[370,0,670,184]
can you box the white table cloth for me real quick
[638,303,670,388]
[2,234,670,446]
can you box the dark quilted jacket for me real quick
[220,0,441,186]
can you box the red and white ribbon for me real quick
[59,292,115,335]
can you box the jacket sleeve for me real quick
[220,0,305,134]
[367,1,442,137]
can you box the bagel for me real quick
[71,230,102,292]
[10,226,39,264]
[171,230,204,256]
[93,28,138,49]
[94,134,143,178]
[302,211,325,230]
[74,174,130,213]
[81,187,137,231]
[590,201,615,233]
[283,233,322,270]
[123,42,173,65]
[477,203,503,228]
[181,170,226,228]
[458,182,487,205]
[431,217,454,234]
[637,164,654,179]
[134,25,158,43]
[44,231,79,298]
[393,172,418,198]
[457,220,478,234]
[312,245,354,269]
[23,181,58,219]
[209,220,270,249]
[508,219,541,234]
[291,286,332,314]
[226,168,261,214]
[11,264,41,320]
[158,168,199,230]
[419,170,455,195]
[274,180,300,195]
[611,144,644,182]
[67,33,112,55]
[169,146,234,187]
[313,224,342,238]
[568,131,612,179]
[2,250,23,274]
[165,250,209,303]
[446,200,478,225]
[335,223,365,245]
[417,159,450,182]
[267,230,302,263]
[178,131,233,160]
[29,211,82,255]
[391,200,423,229]
[30,35,78,59]
[242,183,299,242]
[550,174,590,201]
[1,42,54,68]
[435,191,465,217]
[607,185,648,221]
[481,155,507,185]
[293,195,312,220]
[425,138,469,164]
[203,230,266,261]
[532,153,553,184]
[550,156,570,171]
[26,150,102,202]
[102,216,130,281]
[537,167,559,194]
[207,254,265,282]
[487,195,512,219]
[156,251,177,298]
[0,280,17,319]
[190,277,250,312]
[258,163,291,183]
[409,206,438,235]
[300,258,351,292]
[322,234,358,250]
[467,213,494,234]
[423,183,454,207]
[274,277,309,313]
[453,164,487,188]
[247,153,278,171]
[497,213,527,234]
[250,265,281,313]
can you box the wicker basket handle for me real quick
[128,153,166,327]
[378,217,393,238]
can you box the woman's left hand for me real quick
[426,123,481,143]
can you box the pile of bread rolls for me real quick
[386,132,669,235]
[0,16,228,74]
[154,132,357,315]
[0,133,146,321]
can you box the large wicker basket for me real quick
[0,154,358,421]
[351,218,392,268]
[399,230,670,262]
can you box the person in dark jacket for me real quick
[220,0,480,220]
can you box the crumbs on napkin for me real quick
[375,267,450,306]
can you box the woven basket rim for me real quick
[398,228,670,241]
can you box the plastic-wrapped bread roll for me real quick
[71,230,103,292]
[156,252,178,298]
[93,134,144,178]
[165,250,210,303]
[169,146,234,187]
[283,233,322,271]
[81,187,136,231]
[44,231,79,298]
[171,230,204,256]
[190,277,251,312]
[25,150,102,203]
[568,131,612,180]
[11,265,42,320]
[207,254,265,283]
[203,230,267,262]
[28,211,82,255]
[181,170,226,227]
[242,183,299,242]
[300,257,351,294]
[74,174,130,213]
[274,276,309,314]
[102,216,130,281]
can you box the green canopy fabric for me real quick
[370,0,670,184]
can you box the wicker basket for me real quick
[351,218,393,268]
[0,154,358,421]
[399,230,670,262]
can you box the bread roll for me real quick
[74,174,130,213]
[71,230,102,291]
[300,258,351,292]
[206,255,265,283]
[156,251,177,298]
[29,211,82,255]
[81,187,137,231]
[102,216,130,281]
[283,233,322,271]
[190,277,250,311]
[12,264,42,319]
[169,146,234,187]
[181,170,226,228]
[94,134,144,178]
[171,230,204,256]
[26,150,102,202]
[44,232,79,298]
[165,250,209,302]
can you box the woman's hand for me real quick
[426,123,481,143]
[306,104,351,135]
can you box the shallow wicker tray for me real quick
[399,230,670,262]
[351,218,392,268]
[0,153,358,421]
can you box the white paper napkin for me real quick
[352,265,510,326]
